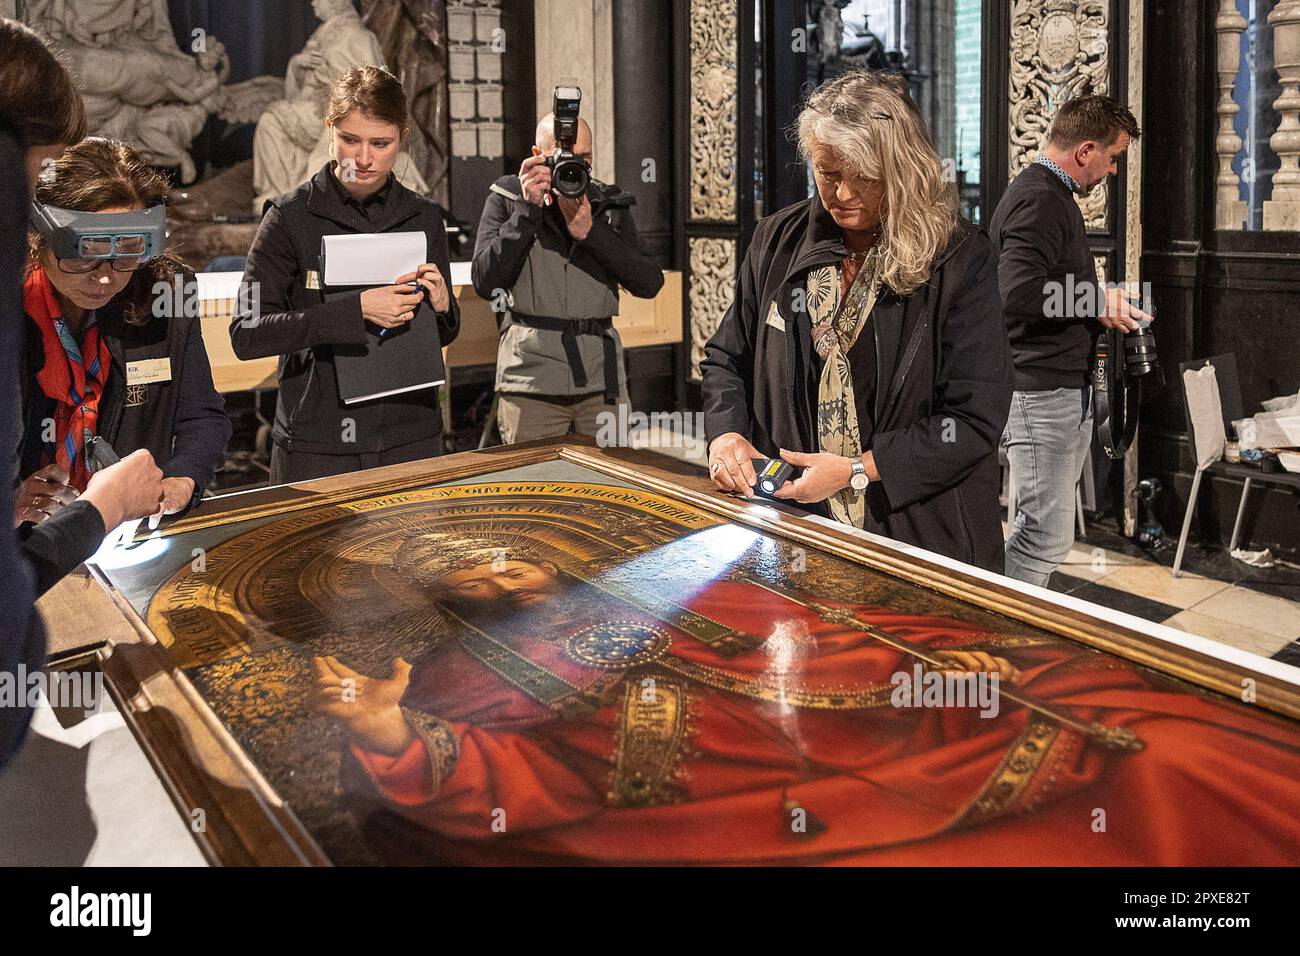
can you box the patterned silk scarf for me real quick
[807,247,883,528]
[23,266,111,491]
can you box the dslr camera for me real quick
[1093,291,1162,459]
[1122,316,1159,380]
[545,84,590,199]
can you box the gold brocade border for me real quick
[945,635,1057,651]
[608,679,690,807]
[954,719,1062,827]
[661,657,896,710]
[577,574,765,658]
[401,708,460,794]
[449,615,585,708]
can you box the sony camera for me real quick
[1123,288,1160,380]
[1123,318,1159,380]
[1093,293,1162,459]
[545,84,590,199]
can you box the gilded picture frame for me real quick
[43,437,1300,866]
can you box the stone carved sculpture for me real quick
[22,0,231,182]
[251,0,428,212]
[358,0,451,207]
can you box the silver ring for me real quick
[710,460,722,475]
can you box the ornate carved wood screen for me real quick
[675,0,757,382]
[992,0,1138,284]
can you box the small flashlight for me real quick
[751,457,795,497]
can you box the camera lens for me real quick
[553,158,589,198]
[1124,327,1158,378]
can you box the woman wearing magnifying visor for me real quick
[16,138,231,543]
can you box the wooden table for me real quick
[197,268,683,395]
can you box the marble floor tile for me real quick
[1055,543,1144,583]
[1061,580,1182,624]
[1186,585,1300,639]
[1091,561,1231,610]
[1162,610,1295,658]
[1271,640,1300,668]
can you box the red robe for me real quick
[346,580,1300,865]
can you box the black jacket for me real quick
[1,116,43,768]
[19,267,232,506]
[17,268,231,597]
[988,162,1101,390]
[701,194,1014,572]
[232,164,460,455]
[470,175,664,305]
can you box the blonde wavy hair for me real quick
[796,71,958,296]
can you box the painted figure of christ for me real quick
[308,531,1300,865]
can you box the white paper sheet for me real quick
[321,231,426,286]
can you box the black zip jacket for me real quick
[18,267,232,594]
[232,164,460,455]
[470,175,664,305]
[701,193,1014,572]
[20,267,231,497]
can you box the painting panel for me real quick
[85,455,1300,866]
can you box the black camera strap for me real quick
[1092,329,1140,460]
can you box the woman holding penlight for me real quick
[702,72,1013,571]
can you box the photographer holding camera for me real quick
[991,96,1151,587]
[471,86,663,444]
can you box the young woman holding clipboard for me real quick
[232,65,460,484]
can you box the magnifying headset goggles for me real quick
[29,201,166,273]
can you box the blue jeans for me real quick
[1003,387,1092,586]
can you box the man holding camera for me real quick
[991,96,1151,586]
[471,91,664,444]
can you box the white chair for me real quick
[1173,361,1228,577]
[1173,354,1300,577]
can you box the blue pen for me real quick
[377,281,423,339]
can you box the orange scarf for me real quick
[23,266,112,491]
